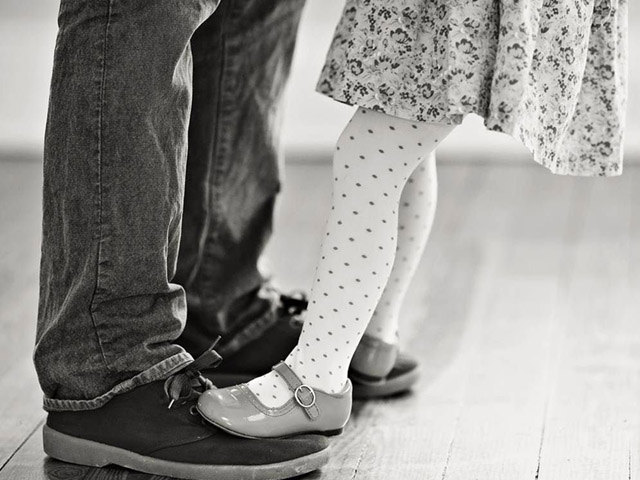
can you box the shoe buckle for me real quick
[294,384,316,409]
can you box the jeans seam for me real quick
[185,3,230,289]
[209,4,234,245]
[88,0,115,373]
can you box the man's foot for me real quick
[44,352,329,480]
[205,291,420,399]
[209,290,308,386]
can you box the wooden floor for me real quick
[1,158,639,479]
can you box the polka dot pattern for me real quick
[366,151,438,343]
[246,108,455,407]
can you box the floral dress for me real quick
[317,0,628,176]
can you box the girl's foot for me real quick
[349,334,420,399]
[200,311,420,399]
[197,362,352,439]
[350,334,398,379]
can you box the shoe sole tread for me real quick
[43,425,329,480]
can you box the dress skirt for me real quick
[316,0,628,176]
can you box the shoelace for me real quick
[259,282,308,326]
[164,336,223,409]
[162,288,307,408]
[278,291,308,328]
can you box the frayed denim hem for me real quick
[42,352,193,412]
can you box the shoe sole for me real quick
[43,425,329,480]
[351,366,420,399]
[210,369,419,400]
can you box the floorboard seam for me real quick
[534,179,588,480]
[0,418,44,473]
[534,398,548,480]
[349,429,370,480]
[439,409,460,480]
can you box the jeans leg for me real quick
[175,0,306,356]
[35,0,219,411]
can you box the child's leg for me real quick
[248,108,455,406]
[364,152,437,344]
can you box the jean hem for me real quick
[42,352,194,412]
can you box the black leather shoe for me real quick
[209,290,307,385]
[44,347,329,480]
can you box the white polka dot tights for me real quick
[247,108,455,406]
[365,149,438,344]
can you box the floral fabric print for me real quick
[317,0,628,176]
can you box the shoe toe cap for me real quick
[198,387,243,422]
[198,386,271,435]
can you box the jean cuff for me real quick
[42,352,194,412]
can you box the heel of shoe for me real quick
[43,424,111,467]
[350,335,398,379]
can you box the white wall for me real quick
[283,0,640,162]
[0,3,58,153]
[0,1,638,162]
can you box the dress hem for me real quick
[316,87,623,178]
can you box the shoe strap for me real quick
[272,361,320,420]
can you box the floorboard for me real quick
[441,168,574,480]
[536,172,640,480]
[1,160,639,479]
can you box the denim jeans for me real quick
[35,0,305,411]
